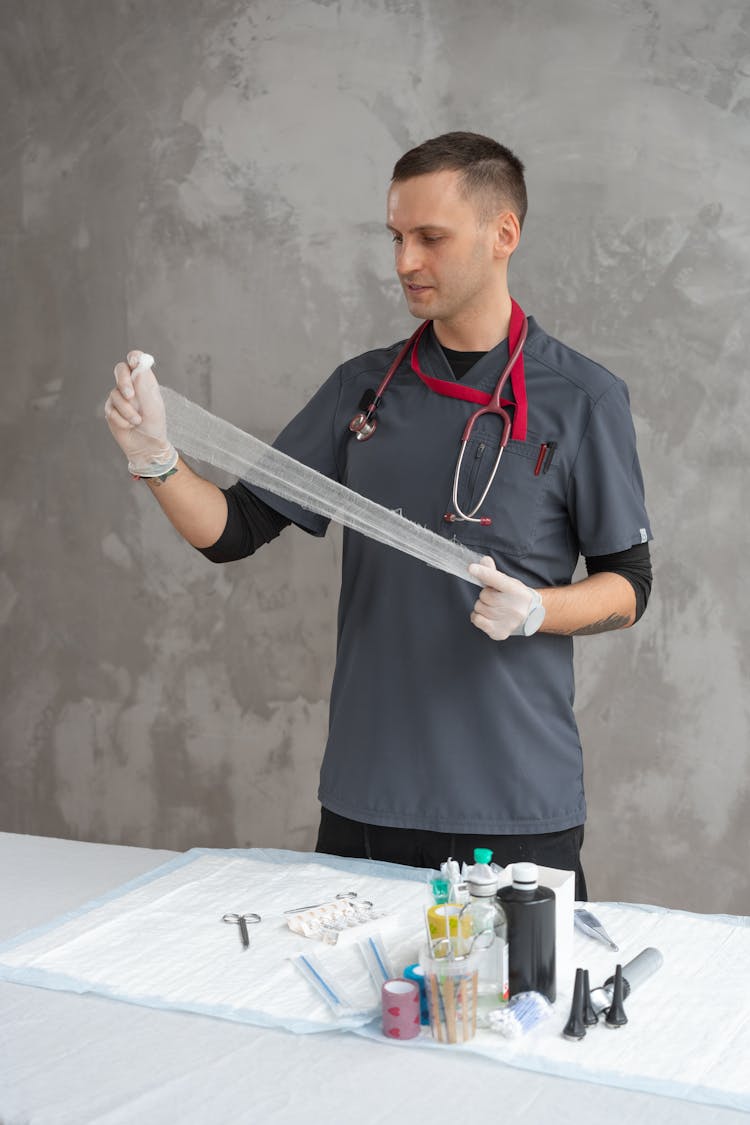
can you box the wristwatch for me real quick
[517,590,546,637]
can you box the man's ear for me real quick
[492,210,521,260]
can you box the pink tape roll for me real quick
[381,977,421,1040]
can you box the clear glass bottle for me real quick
[466,848,509,1014]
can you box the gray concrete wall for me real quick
[1,0,748,914]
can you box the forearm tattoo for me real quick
[571,613,631,636]
[544,612,632,637]
[146,467,179,488]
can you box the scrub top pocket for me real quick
[447,430,556,558]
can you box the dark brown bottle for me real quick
[496,862,556,1002]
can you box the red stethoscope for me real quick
[348,300,529,525]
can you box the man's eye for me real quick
[423,235,442,243]
[391,234,403,244]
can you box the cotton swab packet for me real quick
[291,950,369,1016]
[358,932,395,987]
[487,991,553,1038]
[291,949,381,1020]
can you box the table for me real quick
[0,832,745,1124]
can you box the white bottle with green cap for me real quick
[466,847,509,1011]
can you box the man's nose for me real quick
[396,237,423,278]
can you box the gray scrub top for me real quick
[249,315,652,835]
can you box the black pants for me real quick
[316,808,588,900]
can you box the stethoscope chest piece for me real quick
[348,412,377,441]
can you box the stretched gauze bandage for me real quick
[159,387,483,586]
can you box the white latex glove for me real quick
[468,556,544,640]
[104,350,178,477]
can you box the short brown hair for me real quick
[392,132,527,228]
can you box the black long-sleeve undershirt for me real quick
[584,542,651,621]
[199,482,291,562]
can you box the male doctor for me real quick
[105,133,652,897]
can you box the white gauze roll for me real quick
[158,386,484,586]
[134,353,155,372]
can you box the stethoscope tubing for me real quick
[348,322,430,441]
[448,314,528,523]
[348,308,528,523]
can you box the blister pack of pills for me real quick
[285,898,389,945]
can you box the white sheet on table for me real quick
[0,847,748,1112]
[0,848,428,1032]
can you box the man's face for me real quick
[386,169,498,326]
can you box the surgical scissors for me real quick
[282,891,371,915]
[222,911,261,949]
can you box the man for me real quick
[105,133,652,898]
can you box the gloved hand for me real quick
[468,556,545,640]
[104,350,178,477]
